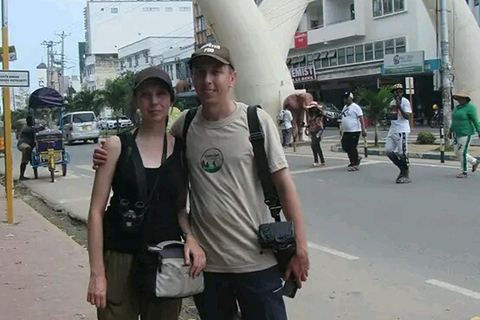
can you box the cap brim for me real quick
[134,76,172,90]
[453,95,470,100]
[189,53,231,67]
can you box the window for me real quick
[165,7,173,12]
[374,41,384,60]
[135,55,139,67]
[111,7,118,14]
[373,0,382,17]
[384,39,395,54]
[196,16,206,32]
[179,7,191,12]
[144,53,149,64]
[306,54,313,66]
[328,50,337,66]
[394,0,405,11]
[320,51,329,68]
[337,48,346,65]
[313,53,321,69]
[350,4,355,20]
[395,37,406,53]
[365,43,374,61]
[346,46,355,64]
[383,0,393,14]
[373,0,404,17]
[128,57,132,68]
[355,45,364,63]
[143,7,160,12]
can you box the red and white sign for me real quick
[290,65,316,83]
[294,32,308,49]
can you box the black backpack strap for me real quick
[247,105,282,222]
[181,108,198,173]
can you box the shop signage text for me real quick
[290,65,316,83]
[0,70,30,87]
[383,51,425,75]
[294,32,308,49]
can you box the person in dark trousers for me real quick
[340,92,367,171]
[17,116,44,180]
[92,44,309,320]
[306,101,325,167]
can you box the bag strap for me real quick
[181,108,198,172]
[247,105,282,222]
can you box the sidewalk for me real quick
[0,193,97,320]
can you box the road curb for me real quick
[329,144,480,162]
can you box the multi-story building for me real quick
[118,37,194,86]
[83,0,193,90]
[287,0,440,120]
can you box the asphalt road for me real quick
[2,136,480,318]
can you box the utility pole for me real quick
[41,40,55,88]
[1,0,13,223]
[55,31,69,95]
[440,0,452,151]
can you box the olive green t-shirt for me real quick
[171,102,288,273]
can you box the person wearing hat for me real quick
[92,44,309,320]
[384,83,412,184]
[340,92,367,171]
[448,89,480,178]
[306,101,326,167]
[87,66,206,319]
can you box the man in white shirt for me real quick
[278,106,293,147]
[385,83,412,184]
[340,92,367,171]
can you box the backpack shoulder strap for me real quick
[247,105,282,222]
[181,107,198,175]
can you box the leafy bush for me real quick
[416,132,436,145]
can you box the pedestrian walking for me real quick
[384,83,412,184]
[448,89,480,178]
[86,67,206,320]
[340,92,367,171]
[92,43,309,320]
[306,101,325,167]
[278,105,293,147]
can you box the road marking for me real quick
[308,242,360,260]
[426,279,480,300]
[75,165,95,172]
[290,161,382,175]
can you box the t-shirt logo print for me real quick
[200,148,224,173]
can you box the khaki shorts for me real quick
[97,250,183,320]
[17,142,32,164]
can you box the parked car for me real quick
[99,116,134,130]
[318,102,341,127]
[62,111,100,145]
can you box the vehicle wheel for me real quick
[62,164,67,176]
[93,138,99,144]
[50,170,55,183]
[33,168,38,179]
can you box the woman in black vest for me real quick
[86,67,206,320]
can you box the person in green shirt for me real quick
[447,90,480,178]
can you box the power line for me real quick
[56,31,71,95]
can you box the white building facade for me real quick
[83,0,193,90]
[287,0,439,121]
[118,36,194,86]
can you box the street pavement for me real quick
[2,134,480,318]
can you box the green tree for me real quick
[103,71,136,115]
[65,90,104,115]
[355,85,394,147]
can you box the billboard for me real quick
[290,65,316,83]
[383,51,425,75]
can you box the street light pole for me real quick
[440,0,452,152]
[1,0,13,224]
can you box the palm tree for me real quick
[355,85,394,147]
[66,90,104,115]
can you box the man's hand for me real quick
[284,246,309,289]
[183,236,206,278]
[92,140,108,170]
[362,130,367,138]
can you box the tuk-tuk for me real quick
[28,87,70,182]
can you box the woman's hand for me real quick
[87,274,107,309]
[183,236,206,278]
